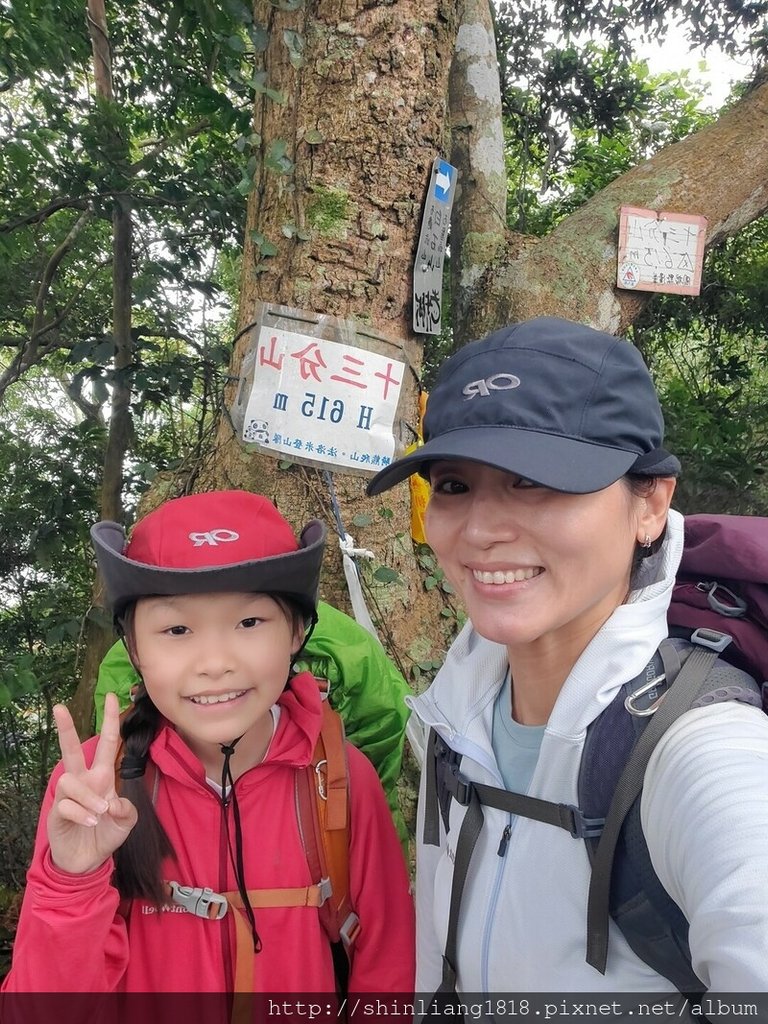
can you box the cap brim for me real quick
[366,427,639,496]
[91,519,327,615]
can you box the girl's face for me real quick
[132,592,303,765]
[425,460,673,662]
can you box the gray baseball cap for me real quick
[367,316,680,495]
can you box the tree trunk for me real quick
[448,0,506,350]
[70,5,135,738]
[192,0,463,683]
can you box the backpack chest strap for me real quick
[435,736,604,839]
[164,880,331,993]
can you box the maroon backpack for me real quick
[670,513,768,686]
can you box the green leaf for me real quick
[226,34,246,52]
[304,129,324,145]
[265,138,294,174]
[373,566,400,584]
[351,513,372,527]
[282,30,304,69]
[16,669,37,694]
[251,25,269,52]
[265,88,288,105]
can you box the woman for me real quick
[367,316,768,994]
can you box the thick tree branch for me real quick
[0,197,90,234]
[0,207,93,400]
[469,75,768,338]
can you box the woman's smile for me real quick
[470,565,544,585]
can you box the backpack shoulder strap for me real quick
[295,699,360,966]
[583,634,762,988]
[585,641,722,977]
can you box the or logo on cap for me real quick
[462,373,521,400]
[188,529,240,547]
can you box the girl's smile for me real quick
[132,591,303,778]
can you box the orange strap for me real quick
[319,700,348,832]
[161,883,327,996]
[225,885,325,910]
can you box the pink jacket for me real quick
[2,673,414,993]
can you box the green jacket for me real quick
[95,601,411,844]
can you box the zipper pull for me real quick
[497,824,511,857]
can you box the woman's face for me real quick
[425,461,671,658]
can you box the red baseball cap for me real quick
[91,490,326,617]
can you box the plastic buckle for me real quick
[447,765,473,805]
[339,911,361,950]
[168,881,228,920]
[696,581,747,619]
[690,627,733,653]
[316,877,333,906]
[562,805,605,839]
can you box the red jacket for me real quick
[3,673,414,993]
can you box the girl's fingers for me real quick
[53,797,104,829]
[91,691,122,774]
[53,704,88,776]
[55,772,111,818]
[106,795,139,832]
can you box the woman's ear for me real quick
[637,477,677,545]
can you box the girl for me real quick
[367,316,768,995]
[3,490,414,997]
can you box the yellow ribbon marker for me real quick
[407,391,430,544]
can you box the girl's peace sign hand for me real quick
[47,692,138,875]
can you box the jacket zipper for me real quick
[497,825,511,857]
[482,812,513,991]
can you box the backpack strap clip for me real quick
[339,911,362,950]
[316,877,333,905]
[168,881,228,920]
[561,807,606,840]
[441,762,473,806]
[696,581,747,618]
[689,626,733,652]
